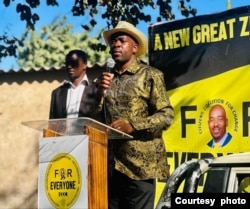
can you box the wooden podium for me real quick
[22,117,132,209]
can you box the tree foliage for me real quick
[18,16,110,68]
[0,0,197,65]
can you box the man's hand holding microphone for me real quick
[98,58,115,96]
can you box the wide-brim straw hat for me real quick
[103,21,148,57]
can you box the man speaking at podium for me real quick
[98,21,174,209]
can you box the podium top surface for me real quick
[21,117,133,139]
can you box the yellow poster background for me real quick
[155,64,250,204]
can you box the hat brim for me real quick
[103,27,147,57]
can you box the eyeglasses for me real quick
[65,59,80,68]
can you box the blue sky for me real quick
[0,0,249,70]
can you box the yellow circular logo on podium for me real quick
[45,153,82,209]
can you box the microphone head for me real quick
[107,58,115,68]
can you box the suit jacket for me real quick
[49,81,100,119]
[207,132,232,148]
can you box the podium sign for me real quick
[22,117,132,209]
[39,135,88,209]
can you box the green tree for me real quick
[18,15,110,68]
[1,0,197,62]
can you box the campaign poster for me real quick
[148,5,250,204]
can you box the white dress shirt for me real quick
[65,75,89,118]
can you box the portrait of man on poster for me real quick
[207,104,232,148]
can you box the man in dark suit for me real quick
[207,104,232,148]
[49,49,100,119]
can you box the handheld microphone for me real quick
[104,58,115,122]
[104,58,115,96]
[106,58,115,72]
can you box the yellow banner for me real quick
[149,6,250,206]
